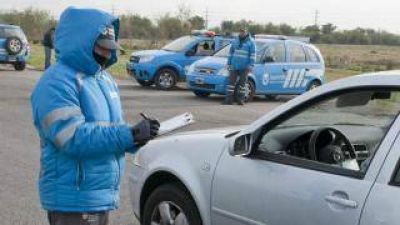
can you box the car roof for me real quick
[0,24,21,29]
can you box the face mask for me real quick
[93,50,109,67]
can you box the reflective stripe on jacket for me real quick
[30,7,136,212]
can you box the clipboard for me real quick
[158,112,195,135]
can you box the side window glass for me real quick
[390,159,400,186]
[195,40,215,56]
[288,43,307,62]
[257,89,400,175]
[305,46,320,63]
[264,43,285,63]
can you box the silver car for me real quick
[129,71,400,225]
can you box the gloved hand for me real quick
[131,117,160,147]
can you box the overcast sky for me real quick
[1,0,400,33]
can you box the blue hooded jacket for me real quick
[30,7,136,212]
[227,34,256,70]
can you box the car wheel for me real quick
[243,80,255,102]
[155,68,177,90]
[193,90,211,98]
[137,79,154,87]
[5,36,23,55]
[14,62,26,71]
[307,80,321,91]
[143,183,202,225]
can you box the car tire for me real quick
[5,36,23,55]
[137,79,154,87]
[14,62,26,71]
[142,183,202,225]
[193,90,211,98]
[307,80,321,91]
[155,68,177,90]
[243,80,255,102]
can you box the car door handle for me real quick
[282,68,288,72]
[305,68,310,71]
[324,195,358,209]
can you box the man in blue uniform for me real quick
[31,7,159,225]
[224,28,256,105]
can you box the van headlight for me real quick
[218,67,230,76]
[139,55,155,63]
[186,64,196,74]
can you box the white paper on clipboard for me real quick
[158,112,195,135]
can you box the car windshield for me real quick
[162,36,196,52]
[0,27,26,40]
[213,41,268,59]
[279,90,400,129]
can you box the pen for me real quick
[140,112,150,120]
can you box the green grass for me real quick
[27,42,400,80]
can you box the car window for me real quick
[162,36,196,52]
[305,46,320,63]
[195,40,215,56]
[288,43,306,62]
[257,89,400,175]
[214,41,267,60]
[263,43,286,63]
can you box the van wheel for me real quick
[14,62,26,71]
[243,80,255,102]
[193,91,211,98]
[155,68,177,90]
[143,183,202,225]
[137,79,154,87]
[307,80,321,91]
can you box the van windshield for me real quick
[162,36,196,52]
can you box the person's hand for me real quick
[131,117,160,147]
[226,64,232,71]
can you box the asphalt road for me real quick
[0,66,287,225]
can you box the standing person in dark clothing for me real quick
[223,28,256,105]
[42,26,55,69]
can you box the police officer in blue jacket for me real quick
[31,7,159,225]
[224,28,256,105]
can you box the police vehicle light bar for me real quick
[191,30,216,37]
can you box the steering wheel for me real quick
[308,127,356,164]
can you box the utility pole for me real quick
[111,4,116,16]
[314,10,319,26]
[205,7,209,30]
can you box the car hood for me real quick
[194,56,227,70]
[135,126,245,169]
[131,49,175,57]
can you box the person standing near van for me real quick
[223,28,256,105]
[42,26,55,69]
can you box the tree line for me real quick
[1,8,400,46]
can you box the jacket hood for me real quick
[55,7,120,75]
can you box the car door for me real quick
[283,41,308,94]
[359,118,400,225]
[211,88,400,225]
[257,42,287,94]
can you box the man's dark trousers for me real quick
[47,211,109,225]
[224,69,248,104]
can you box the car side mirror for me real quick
[185,49,196,57]
[229,133,253,156]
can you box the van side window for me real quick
[264,43,286,63]
[305,46,320,63]
[288,43,306,63]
